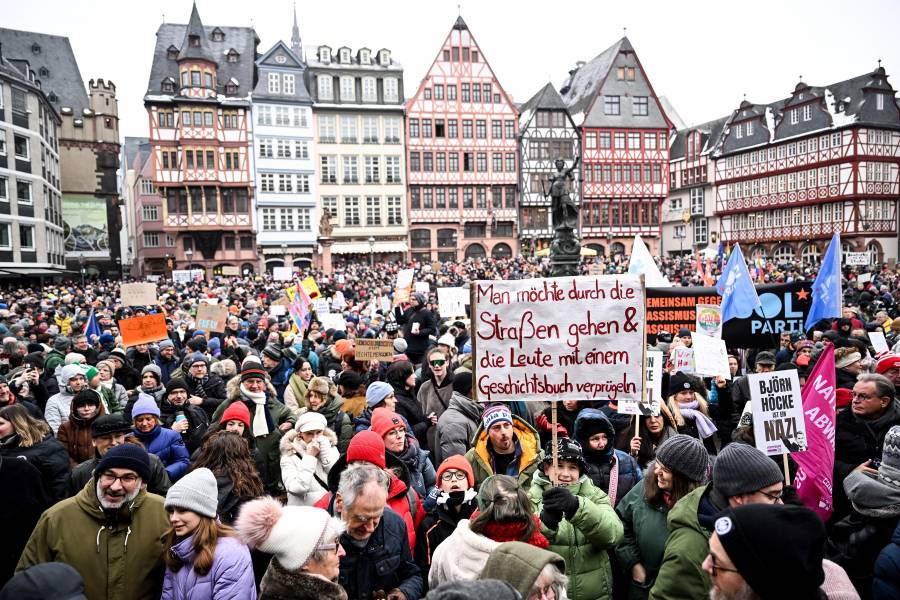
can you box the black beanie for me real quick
[668,371,694,397]
[452,371,473,397]
[165,378,189,395]
[713,504,825,600]
[72,389,101,409]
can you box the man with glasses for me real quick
[418,347,455,457]
[649,443,784,600]
[182,352,227,417]
[18,444,169,600]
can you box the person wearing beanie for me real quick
[44,364,88,435]
[57,389,106,467]
[371,407,436,499]
[876,353,900,390]
[182,351,227,418]
[209,360,294,495]
[161,468,256,600]
[106,347,140,392]
[479,541,568,600]
[44,335,69,374]
[304,376,353,455]
[154,338,180,386]
[280,411,340,507]
[615,435,709,600]
[17,443,170,600]
[572,408,643,507]
[0,562,87,600]
[351,379,402,435]
[835,347,864,390]
[665,371,718,455]
[394,291,437,366]
[649,442,785,600]
[703,504,827,600]
[385,360,431,450]
[416,454,479,572]
[236,499,348,600]
[261,343,291,403]
[125,364,165,416]
[132,394,190,482]
[158,377,209,455]
[95,359,128,417]
[465,403,543,493]
[528,438,623,600]
[220,400,252,435]
[334,370,367,419]
[436,371,482,464]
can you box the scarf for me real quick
[99,379,113,390]
[186,372,208,398]
[394,434,422,471]
[240,383,271,437]
[678,400,717,439]
[474,513,549,549]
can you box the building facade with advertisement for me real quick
[560,37,672,258]
[517,82,580,256]
[306,44,407,263]
[252,35,317,273]
[144,4,259,277]
[406,17,519,262]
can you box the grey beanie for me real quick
[713,442,784,498]
[655,434,710,482]
[53,335,70,351]
[141,363,162,380]
[879,425,900,489]
[164,467,219,518]
[393,337,408,354]
[158,339,174,350]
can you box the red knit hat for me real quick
[437,454,475,488]
[835,388,853,409]
[347,430,386,469]
[220,401,252,430]
[370,407,405,439]
[876,353,900,375]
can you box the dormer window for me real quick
[189,35,200,48]
[340,49,350,64]
[320,47,331,63]
[225,79,238,95]
[162,79,175,93]
[31,43,41,54]
[48,92,57,103]
[167,45,179,60]
[379,50,390,66]
[211,28,225,42]
[359,49,370,64]
[39,67,49,77]
[227,49,239,63]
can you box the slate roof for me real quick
[176,3,218,65]
[0,27,89,113]
[669,116,729,160]
[123,136,149,171]
[252,41,312,104]
[559,38,623,119]
[520,82,568,113]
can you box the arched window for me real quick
[773,244,794,262]
[586,243,605,256]
[611,242,626,256]
[437,228,457,248]
[801,243,819,264]
[749,245,766,261]
[464,243,486,259]
[410,229,431,248]
[265,259,285,273]
[867,241,882,265]
[491,243,512,259]
[241,263,255,276]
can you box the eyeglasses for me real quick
[757,488,784,503]
[316,537,343,554]
[349,512,383,525]
[99,472,140,485]
[707,552,740,577]
[852,392,880,401]
[441,470,468,482]
[430,359,446,367]
[528,583,558,600]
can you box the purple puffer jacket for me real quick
[161,534,257,600]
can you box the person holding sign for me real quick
[393,293,437,366]
[464,405,542,493]
[665,373,718,455]
[618,409,678,470]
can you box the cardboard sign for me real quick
[394,269,415,304]
[121,282,158,307]
[870,331,889,354]
[438,287,469,317]
[620,350,662,416]
[691,332,731,380]
[273,266,293,281]
[319,313,345,331]
[588,263,605,276]
[119,313,168,347]
[473,275,645,403]
[414,282,430,295]
[196,303,228,333]
[695,304,722,338]
[355,339,396,361]
[301,277,321,300]
[749,370,807,455]
[844,252,870,266]
[221,266,240,276]
[272,296,291,307]
[671,347,695,373]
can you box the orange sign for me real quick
[119,313,168,347]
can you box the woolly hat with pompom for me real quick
[235,497,343,570]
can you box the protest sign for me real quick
[269,305,286,316]
[172,270,192,283]
[414,282,430,295]
[870,331,889,354]
[273,266,293,281]
[857,273,872,284]
[438,287,469,317]
[473,275,645,403]
[221,265,240,276]
[355,339,396,361]
[313,299,330,315]
[588,263,604,276]
[119,313,168,347]
[121,282,157,307]
[844,252,870,266]
[749,370,807,455]
[271,296,291,307]
[146,275,161,283]
[695,304,722,338]
[691,332,731,379]
[196,303,228,333]
[301,277,321,300]
[620,350,662,416]
[395,268,415,304]
[319,313,345,331]
[671,347,695,373]
[190,269,205,281]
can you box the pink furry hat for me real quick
[235,496,338,570]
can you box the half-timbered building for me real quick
[406,16,519,262]
[144,4,259,277]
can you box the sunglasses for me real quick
[430,359,446,367]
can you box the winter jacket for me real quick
[394,384,429,448]
[159,398,209,455]
[267,358,292,402]
[279,427,339,506]
[0,454,50,586]
[68,452,172,498]
[338,506,424,600]
[415,490,478,577]
[874,522,900,600]
[574,409,643,507]
[417,372,455,421]
[428,518,502,588]
[648,484,716,600]
[133,425,190,481]
[465,415,543,493]
[530,471,624,600]
[615,474,671,599]
[17,478,169,600]
[56,402,106,466]
[161,534,257,600]
[210,378,295,494]
[310,394,353,455]
[394,305,438,360]
[185,373,228,417]
[259,559,348,600]
[437,391,482,465]
[282,374,310,416]
[155,355,180,385]
[44,390,75,435]
[98,380,128,415]
[0,432,70,502]
[317,346,344,381]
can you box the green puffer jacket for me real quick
[614,476,670,600]
[530,470,625,600]
[648,484,712,600]
[17,478,169,600]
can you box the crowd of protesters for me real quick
[0,254,899,600]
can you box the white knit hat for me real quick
[236,497,342,570]
[295,411,328,433]
[164,467,219,518]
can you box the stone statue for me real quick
[544,157,580,231]
[319,211,333,237]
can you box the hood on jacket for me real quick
[448,391,482,423]
[844,470,900,518]
[666,484,712,538]
[480,540,566,599]
[279,427,338,457]
[573,408,616,460]
[58,364,84,390]
[470,414,540,471]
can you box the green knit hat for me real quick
[479,541,565,597]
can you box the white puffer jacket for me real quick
[428,518,501,589]
[279,427,339,506]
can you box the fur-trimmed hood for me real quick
[259,559,348,600]
[279,427,338,457]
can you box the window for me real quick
[278,173,293,192]
[260,173,274,192]
[410,229,431,248]
[877,93,885,111]
[276,139,292,158]
[604,96,620,115]
[13,135,29,160]
[506,120,516,139]
[435,120,445,138]
[283,74,295,95]
[384,117,401,143]
[692,218,708,245]
[297,208,311,231]
[385,156,401,183]
[447,85,457,100]
[690,187,704,215]
[628,132,641,149]
[790,109,799,125]
[340,116,357,143]
[493,120,502,140]
[340,77,355,102]
[492,153,502,172]
[275,106,291,126]
[259,138,273,158]
[476,120,486,139]
[191,71,201,87]
[409,152,421,172]
[363,116,379,143]
[158,109,175,128]
[262,208,276,231]
[586,132,597,149]
[294,141,309,159]
[321,156,337,183]
[473,84,481,103]
[222,110,239,128]
[317,75,333,101]
[343,196,360,226]
[614,133,625,150]
[384,78,399,103]
[424,88,432,100]
[366,197,381,225]
[434,84,444,100]
[423,119,432,138]
[16,181,31,204]
[0,223,9,248]
[464,222,486,238]
[461,83,470,102]
[477,153,487,172]
[322,196,338,219]
[342,156,358,183]
[365,156,380,183]
[409,118,420,138]
[387,196,403,225]
[296,175,310,193]
[506,153,515,173]
[240,236,253,250]
[267,73,281,94]
[410,188,421,209]
[142,205,160,221]
[633,96,648,116]
[449,152,459,172]
[802,104,811,121]
[279,208,294,230]
[745,121,753,136]
[257,106,272,126]
[141,179,155,194]
[462,120,473,139]
[423,153,433,172]
[362,77,377,102]
[142,232,159,248]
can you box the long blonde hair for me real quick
[667,392,710,428]
[163,516,235,576]
[0,404,49,447]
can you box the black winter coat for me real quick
[0,433,70,502]
[394,305,438,359]
[0,455,50,586]
[159,398,209,454]
[414,497,478,579]
[338,507,424,600]
[827,511,900,600]
[184,373,228,417]
[394,385,429,449]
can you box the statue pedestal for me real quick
[318,238,334,274]
[549,227,581,277]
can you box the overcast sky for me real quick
[5,0,900,140]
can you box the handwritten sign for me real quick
[438,287,469,317]
[273,266,293,281]
[196,303,228,333]
[313,299,330,315]
[355,339,395,361]
[395,269,415,304]
[269,305,287,316]
[121,283,157,307]
[119,313,168,347]
[691,332,731,380]
[474,275,645,403]
[695,304,722,338]
[844,252,870,266]
[221,266,240,276]
[319,313,345,331]
[671,347,695,373]
[620,350,662,416]
[172,270,192,283]
[749,370,807,455]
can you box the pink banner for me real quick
[791,345,836,521]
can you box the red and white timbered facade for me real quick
[406,16,519,262]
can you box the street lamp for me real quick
[368,236,375,267]
[280,242,288,273]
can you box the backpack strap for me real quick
[407,487,418,523]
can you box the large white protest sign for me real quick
[870,331,889,354]
[695,304,722,338]
[395,268,415,303]
[844,252,870,266]
[749,370,807,455]
[438,287,469,317]
[273,266,293,281]
[121,283,157,307]
[172,270,192,283]
[691,332,731,380]
[620,350,662,416]
[319,313,345,331]
[313,299,330,315]
[414,282,430,295]
[474,275,645,403]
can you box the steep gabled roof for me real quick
[176,2,218,65]
[559,38,623,120]
[521,82,568,113]
[253,40,312,104]
[670,116,729,159]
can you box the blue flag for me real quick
[85,308,101,342]
[715,243,761,322]
[805,233,842,331]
